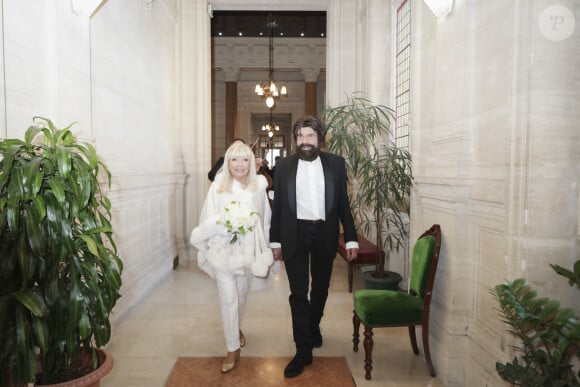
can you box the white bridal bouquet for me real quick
[217,200,259,244]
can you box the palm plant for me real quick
[324,94,413,278]
[0,117,123,385]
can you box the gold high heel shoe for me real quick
[239,330,245,347]
[221,349,240,373]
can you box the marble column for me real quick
[179,0,212,263]
[223,67,240,147]
[303,68,320,116]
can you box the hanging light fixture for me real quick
[255,14,287,108]
[261,108,280,138]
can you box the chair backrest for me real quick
[409,225,442,299]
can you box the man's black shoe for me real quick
[284,352,313,378]
[313,326,323,348]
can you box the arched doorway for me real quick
[209,7,327,163]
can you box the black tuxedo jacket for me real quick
[207,156,224,182]
[270,152,357,260]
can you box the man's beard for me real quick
[297,144,321,161]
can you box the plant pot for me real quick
[36,349,114,387]
[361,270,402,290]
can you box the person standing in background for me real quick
[271,155,280,178]
[269,116,359,378]
[257,157,273,192]
[259,158,272,177]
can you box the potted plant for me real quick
[492,260,580,386]
[324,94,413,289]
[0,117,123,386]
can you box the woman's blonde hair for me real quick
[215,142,259,193]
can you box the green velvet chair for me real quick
[352,224,442,380]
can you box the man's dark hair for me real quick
[292,116,325,146]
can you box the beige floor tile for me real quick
[102,258,444,386]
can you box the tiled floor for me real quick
[102,257,444,387]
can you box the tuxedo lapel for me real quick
[288,156,299,214]
[320,153,335,216]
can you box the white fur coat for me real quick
[189,175,274,280]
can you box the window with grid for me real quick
[395,0,411,150]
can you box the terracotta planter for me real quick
[37,349,113,387]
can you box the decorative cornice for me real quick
[423,0,454,18]
[213,37,326,70]
[70,0,104,17]
[223,67,241,82]
[302,68,320,83]
[139,0,158,12]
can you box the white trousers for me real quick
[214,268,253,352]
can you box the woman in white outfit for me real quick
[190,142,274,373]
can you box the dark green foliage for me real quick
[550,260,580,290]
[324,95,413,277]
[0,117,123,384]
[493,275,580,386]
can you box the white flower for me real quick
[217,201,259,244]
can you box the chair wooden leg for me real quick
[422,320,436,377]
[408,324,419,354]
[348,263,354,292]
[352,311,360,352]
[363,325,374,380]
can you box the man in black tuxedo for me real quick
[270,116,359,378]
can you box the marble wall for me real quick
[408,0,580,385]
[324,0,579,385]
[88,0,186,319]
[0,0,187,321]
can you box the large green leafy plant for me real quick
[0,117,123,385]
[493,260,580,386]
[324,95,413,278]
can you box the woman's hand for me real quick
[272,247,283,261]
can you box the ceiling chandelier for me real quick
[261,108,280,138]
[254,14,287,108]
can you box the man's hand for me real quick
[346,248,358,262]
[272,247,283,261]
